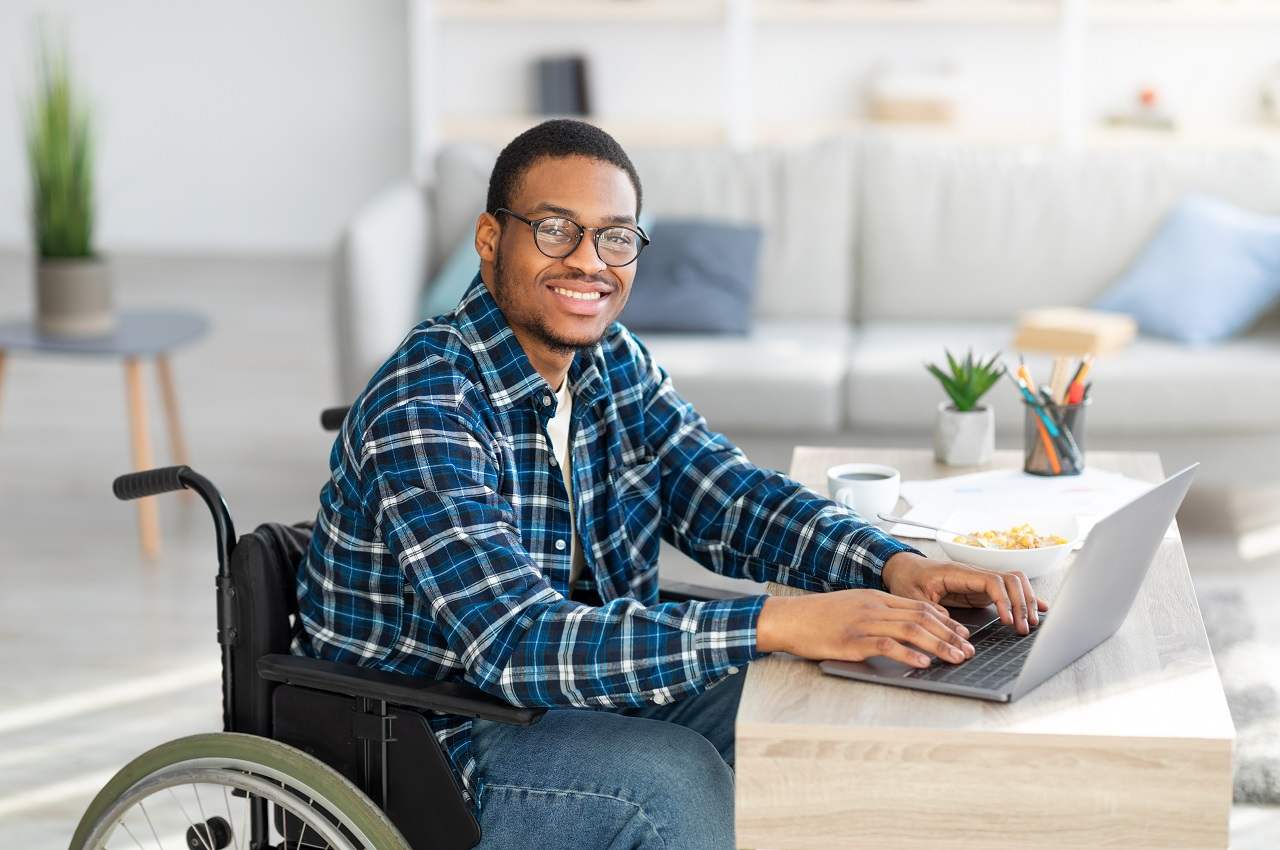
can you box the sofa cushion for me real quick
[630,140,854,323]
[1093,194,1280,345]
[847,320,1280,434]
[636,319,851,433]
[620,218,763,334]
[430,138,856,323]
[858,135,1280,322]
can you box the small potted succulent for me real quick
[925,349,1004,466]
[25,31,112,337]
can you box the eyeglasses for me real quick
[495,207,650,268]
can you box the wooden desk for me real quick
[735,448,1234,850]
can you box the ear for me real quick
[475,212,500,265]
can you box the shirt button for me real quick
[727,666,740,676]
[554,539,566,551]
[652,693,669,705]
[542,394,552,407]
[548,454,558,467]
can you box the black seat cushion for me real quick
[228,521,312,736]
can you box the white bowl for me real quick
[934,512,1080,579]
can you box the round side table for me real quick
[0,310,210,559]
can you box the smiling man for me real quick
[297,119,1047,849]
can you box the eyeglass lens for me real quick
[534,218,640,266]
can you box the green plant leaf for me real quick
[25,27,94,259]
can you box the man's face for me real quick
[479,155,639,355]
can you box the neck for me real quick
[509,324,573,391]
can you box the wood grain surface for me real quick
[734,448,1234,850]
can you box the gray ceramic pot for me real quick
[36,257,114,337]
[934,402,995,466]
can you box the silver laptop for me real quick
[819,464,1198,702]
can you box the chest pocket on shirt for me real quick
[612,453,662,562]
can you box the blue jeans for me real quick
[470,666,747,849]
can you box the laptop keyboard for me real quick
[903,618,1043,691]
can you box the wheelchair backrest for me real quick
[227,521,312,736]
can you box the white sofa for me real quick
[333,134,1280,516]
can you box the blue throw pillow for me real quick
[619,218,763,334]
[420,237,480,321]
[1092,195,1280,345]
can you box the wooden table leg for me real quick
[155,354,191,476]
[124,356,161,560]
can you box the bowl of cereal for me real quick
[935,512,1080,578]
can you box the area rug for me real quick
[1200,588,1280,804]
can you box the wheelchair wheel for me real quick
[70,732,413,850]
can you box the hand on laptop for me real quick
[881,551,1049,636]
[756,589,975,669]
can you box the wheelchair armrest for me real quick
[258,654,544,726]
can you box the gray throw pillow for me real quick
[619,218,763,334]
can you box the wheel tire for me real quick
[69,732,413,850]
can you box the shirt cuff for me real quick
[845,530,924,592]
[690,594,770,683]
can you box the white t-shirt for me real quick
[545,378,587,587]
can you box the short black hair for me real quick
[485,119,642,218]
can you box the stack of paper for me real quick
[889,468,1162,546]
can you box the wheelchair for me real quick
[70,406,726,850]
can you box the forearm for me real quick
[467,592,770,708]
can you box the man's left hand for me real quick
[881,551,1049,635]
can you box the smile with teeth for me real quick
[552,286,604,301]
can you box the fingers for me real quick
[1001,572,1028,634]
[888,617,974,663]
[852,635,933,669]
[882,606,971,642]
[1015,570,1039,626]
[984,572,1015,628]
[875,591,949,618]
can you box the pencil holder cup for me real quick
[1023,398,1090,477]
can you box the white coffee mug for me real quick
[826,463,901,522]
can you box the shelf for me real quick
[1088,1,1280,23]
[754,1,1059,24]
[437,0,1280,25]
[440,114,729,146]
[1087,123,1280,148]
[435,0,725,23]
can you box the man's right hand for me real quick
[755,590,975,668]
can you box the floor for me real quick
[1,253,1276,848]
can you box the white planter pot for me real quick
[934,402,995,466]
[36,256,114,338]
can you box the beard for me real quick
[492,248,603,355]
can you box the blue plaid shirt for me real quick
[296,274,917,814]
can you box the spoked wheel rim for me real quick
[71,734,412,850]
[83,760,366,850]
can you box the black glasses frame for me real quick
[495,207,650,267]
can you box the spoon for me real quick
[876,513,994,548]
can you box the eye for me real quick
[537,219,577,242]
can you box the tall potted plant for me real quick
[25,32,112,337]
[926,349,1003,466]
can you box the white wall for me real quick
[0,0,410,255]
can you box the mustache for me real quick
[540,269,615,287]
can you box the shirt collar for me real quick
[454,272,609,415]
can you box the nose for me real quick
[562,230,607,275]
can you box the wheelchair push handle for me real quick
[320,406,349,432]
[113,465,191,501]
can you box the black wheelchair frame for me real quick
[106,405,725,850]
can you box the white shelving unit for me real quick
[411,0,1280,169]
